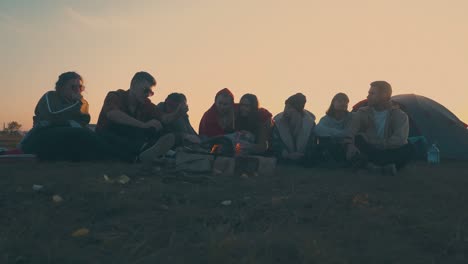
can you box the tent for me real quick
[352,94,468,160]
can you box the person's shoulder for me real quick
[318,114,332,123]
[35,91,55,109]
[104,89,127,102]
[142,97,157,107]
[273,112,283,122]
[390,105,408,118]
[44,90,56,96]
[357,106,371,113]
[258,107,272,121]
[41,90,57,100]
[105,89,126,97]
[202,105,217,117]
[354,107,371,119]
[156,102,166,112]
[304,110,316,122]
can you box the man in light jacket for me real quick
[347,81,413,174]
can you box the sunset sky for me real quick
[1,0,467,131]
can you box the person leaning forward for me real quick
[96,71,181,162]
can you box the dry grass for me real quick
[1,160,468,263]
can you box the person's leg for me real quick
[22,127,104,161]
[354,135,378,157]
[101,124,175,163]
[20,127,44,155]
[97,129,145,162]
[355,135,412,170]
[379,144,413,170]
[328,143,348,167]
[139,133,176,163]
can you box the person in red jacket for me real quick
[199,88,237,139]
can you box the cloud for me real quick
[63,7,134,31]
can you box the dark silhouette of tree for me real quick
[4,121,22,135]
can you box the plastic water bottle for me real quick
[427,144,440,164]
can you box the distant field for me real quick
[0,134,22,149]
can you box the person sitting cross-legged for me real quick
[314,92,353,166]
[271,93,316,164]
[21,71,111,161]
[347,81,413,175]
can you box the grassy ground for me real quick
[1,159,468,264]
[0,134,22,149]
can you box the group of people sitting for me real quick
[17,71,414,175]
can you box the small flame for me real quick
[235,143,241,155]
[211,144,220,154]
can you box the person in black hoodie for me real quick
[21,71,109,161]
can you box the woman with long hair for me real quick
[315,92,352,138]
[235,93,273,154]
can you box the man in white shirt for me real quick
[347,81,413,175]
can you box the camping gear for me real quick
[176,152,214,173]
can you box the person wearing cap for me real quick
[199,88,237,139]
[235,93,273,154]
[96,71,179,163]
[21,71,109,161]
[271,93,316,163]
[156,93,200,146]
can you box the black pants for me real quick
[21,126,114,161]
[355,135,413,169]
[97,125,162,162]
[303,137,348,168]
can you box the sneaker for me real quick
[383,163,397,176]
[139,134,175,163]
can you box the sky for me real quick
[1,0,467,131]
